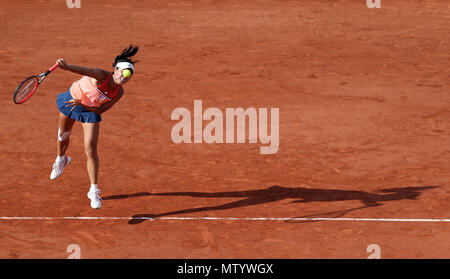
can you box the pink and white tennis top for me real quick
[70,74,120,107]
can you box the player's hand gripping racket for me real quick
[13,63,59,104]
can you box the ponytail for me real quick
[112,44,139,67]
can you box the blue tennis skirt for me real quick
[56,89,101,123]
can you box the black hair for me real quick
[112,44,139,67]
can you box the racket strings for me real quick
[14,77,38,103]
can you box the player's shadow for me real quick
[102,185,438,225]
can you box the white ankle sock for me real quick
[56,155,66,164]
[90,184,98,192]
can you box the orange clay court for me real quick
[0,0,449,259]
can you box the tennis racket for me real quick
[13,63,59,104]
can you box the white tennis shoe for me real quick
[87,189,102,209]
[50,156,71,180]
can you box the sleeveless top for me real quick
[70,73,120,107]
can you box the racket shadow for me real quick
[283,205,381,224]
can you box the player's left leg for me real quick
[83,121,101,209]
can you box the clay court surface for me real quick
[0,0,449,259]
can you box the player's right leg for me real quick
[50,112,75,180]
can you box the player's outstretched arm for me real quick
[56,58,109,81]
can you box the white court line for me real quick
[0,216,449,222]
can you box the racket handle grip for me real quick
[49,63,59,72]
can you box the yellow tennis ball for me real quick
[122,69,132,78]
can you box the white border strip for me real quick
[0,217,449,222]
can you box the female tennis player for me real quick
[50,45,139,209]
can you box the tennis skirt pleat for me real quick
[56,89,101,123]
